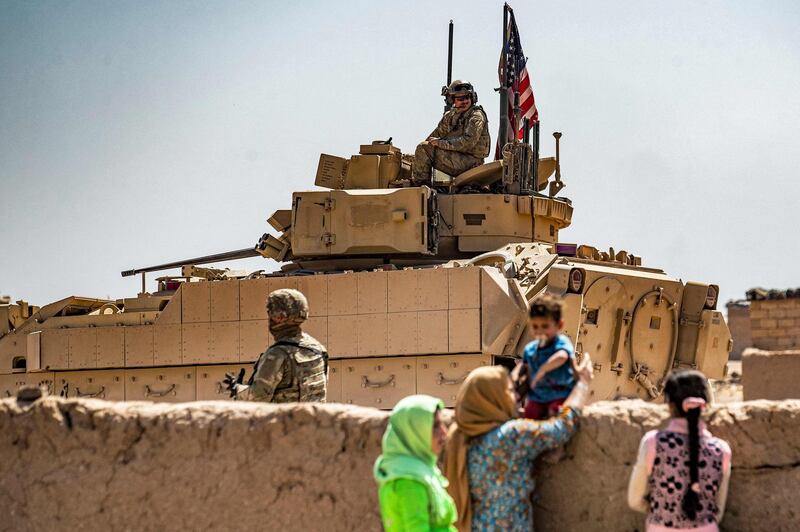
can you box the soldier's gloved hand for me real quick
[223,369,246,398]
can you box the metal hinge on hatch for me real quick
[322,233,336,246]
[679,317,705,328]
[323,198,335,210]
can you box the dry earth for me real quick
[1,396,798,531]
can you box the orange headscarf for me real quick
[443,366,517,531]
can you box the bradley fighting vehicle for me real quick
[0,14,731,409]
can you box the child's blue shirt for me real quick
[523,333,576,402]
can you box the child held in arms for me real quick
[523,294,577,420]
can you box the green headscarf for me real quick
[374,395,456,525]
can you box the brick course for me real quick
[750,300,800,351]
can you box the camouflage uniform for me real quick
[234,289,328,403]
[412,105,491,184]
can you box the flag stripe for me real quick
[495,8,538,157]
[518,72,530,93]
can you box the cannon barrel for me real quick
[121,247,260,277]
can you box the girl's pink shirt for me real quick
[644,419,732,474]
[640,418,732,532]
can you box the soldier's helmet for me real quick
[267,288,309,323]
[447,80,478,105]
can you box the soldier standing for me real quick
[225,288,328,403]
[412,80,491,185]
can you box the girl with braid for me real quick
[628,370,732,531]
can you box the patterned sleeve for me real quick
[429,114,448,139]
[239,349,287,402]
[507,406,580,458]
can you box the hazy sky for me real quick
[1,1,798,310]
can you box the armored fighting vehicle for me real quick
[0,13,731,409]
[0,129,731,408]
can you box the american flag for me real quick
[496,7,538,159]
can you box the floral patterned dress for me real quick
[466,407,580,531]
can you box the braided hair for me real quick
[663,370,711,520]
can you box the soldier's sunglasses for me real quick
[454,95,470,102]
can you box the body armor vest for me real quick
[438,105,491,159]
[270,340,328,403]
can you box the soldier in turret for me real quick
[412,80,491,185]
[225,289,328,403]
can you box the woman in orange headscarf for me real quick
[444,355,594,531]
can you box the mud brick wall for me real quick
[750,299,800,350]
[1,397,798,532]
[743,348,800,400]
[725,302,752,360]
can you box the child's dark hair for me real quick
[663,370,711,521]
[528,294,563,322]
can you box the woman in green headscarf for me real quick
[374,395,457,532]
